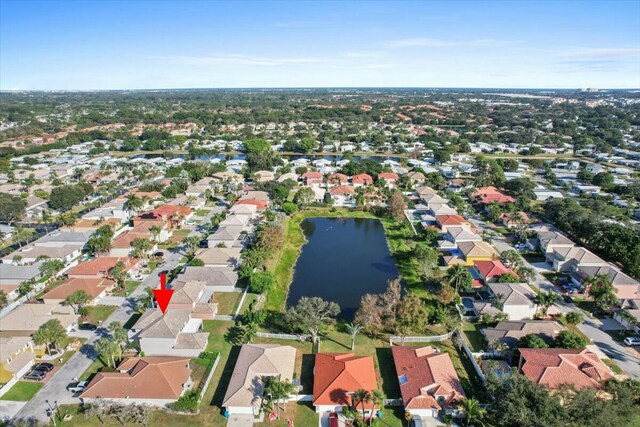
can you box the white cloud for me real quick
[382,38,518,48]
[159,54,325,67]
[557,48,640,59]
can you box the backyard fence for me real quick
[456,330,486,383]
[389,330,455,345]
[196,353,221,402]
[256,332,310,341]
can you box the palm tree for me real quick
[346,322,362,350]
[447,264,472,293]
[534,291,558,318]
[564,311,584,331]
[370,389,386,425]
[461,398,486,427]
[352,388,371,424]
[124,194,143,214]
[262,376,295,418]
[500,250,522,269]
[516,266,536,284]
[149,225,162,243]
[57,212,76,232]
[136,287,155,313]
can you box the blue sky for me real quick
[1,0,639,90]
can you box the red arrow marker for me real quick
[153,272,173,314]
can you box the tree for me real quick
[518,334,549,349]
[370,389,386,426]
[87,234,112,255]
[487,375,565,427]
[586,274,617,313]
[183,235,201,258]
[497,273,520,283]
[94,337,120,368]
[281,202,298,214]
[534,291,558,318]
[123,194,143,214]
[39,259,65,276]
[487,203,504,223]
[516,266,536,284]
[346,322,362,351]
[352,388,371,424]
[108,321,128,349]
[0,290,7,310]
[64,290,92,314]
[108,261,127,290]
[387,190,406,222]
[500,250,522,269]
[293,187,315,208]
[0,192,27,225]
[381,278,402,325]
[11,226,30,248]
[554,330,587,349]
[249,271,275,293]
[130,237,153,260]
[262,376,296,418]
[397,293,427,334]
[447,264,473,293]
[244,138,272,153]
[354,293,384,336]
[461,398,487,427]
[188,257,205,266]
[57,211,77,231]
[149,225,163,243]
[17,279,36,300]
[564,311,584,331]
[414,245,439,277]
[33,319,67,355]
[592,172,614,190]
[286,297,340,348]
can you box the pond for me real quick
[286,217,399,319]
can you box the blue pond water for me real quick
[286,217,399,319]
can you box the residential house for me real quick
[614,300,640,333]
[302,171,324,186]
[473,260,516,284]
[254,170,275,182]
[571,265,640,301]
[377,173,399,188]
[222,344,297,417]
[3,243,83,265]
[533,226,575,254]
[67,257,138,279]
[328,185,356,207]
[352,173,373,187]
[41,277,115,305]
[80,357,193,405]
[457,241,499,266]
[0,303,77,333]
[407,171,426,185]
[326,173,349,187]
[167,280,217,319]
[482,320,566,348]
[472,186,515,205]
[486,282,537,320]
[518,349,613,390]
[194,247,243,268]
[0,262,45,300]
[547,246,607,273]
[437,226,481,252]
[312,353,377,415]
[435,214,468,232]
[132,309,209,357]
[500,212,532,228]
[0,337,35,398]
[207,226,245,248]
[173,266,238,292]
[391,346,466,419]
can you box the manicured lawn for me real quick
[111,280,141,297]
[215,291,243,315]
[81,305,117,325]
[603,358,623,375]
[461,322,486,352]
[195,209,210,217]
[79,358,110,382]
[0,381,44,401]
[254,402,318,426]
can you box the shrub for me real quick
[197,351,219,360]
[167,390,200,413]
[188,258,205,266]
[249,271,275,293]
[282,202,298,215]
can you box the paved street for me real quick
[468,215,640,379]
[13,211,213,423]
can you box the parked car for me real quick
[24,370,46,381]
[563,295,573,303]
[623,337,640,346]
[32,363,54,372]
[78,323,98,331]
[67,380,89,392]
[328,412,339,427]
[132,274,144,280]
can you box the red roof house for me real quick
[472,186,515,205]
[473,260,516,283]
[312,353,377,413]
[303,172,324,186]
[391,346,466,417]
[435,214,467,231]
[518,348,613,390]
[352,173,374,186]
[378,173,399,183]
[234,199,268,211]
[327,173,349,186]
[67,257,138,279]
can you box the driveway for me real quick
[14,206,214,423]
[579,318,640,379]
[227,414,256,426]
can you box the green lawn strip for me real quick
[461,322,486,352]
[214,292,243,315]
[602,358,623,375]
[81,305,117,325]
[111,280,141,297]
[79,358,111,382]
[0,381,44,401]
[195,209,210,217]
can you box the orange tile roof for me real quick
[67,257,136,277]
[312,353,377,408]
[80,357,192,399]
[392,346,466,410]
[378,173,399,181]
[42,277,115,300]
[519,348,613,390]
[473,260,515,280]
[329,185,355,196]
[436,214,467,226]
[352,173,373,184]
[235,199,268,210]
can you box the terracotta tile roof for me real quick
[152,204,193,218]
[312,353,377,408]
[436,214,466,226]
[327,173,349,183]
[472,186,515,204]
[378,173,399,181]
[329,185,355,196]
[473,260,515,280]
[235,199,268,210]
[519,348,613,390]
[352,173,373,185]
[67,257,137,277]
[391,346,466,410]
[80,357,192,399]
[42,277,115,300]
